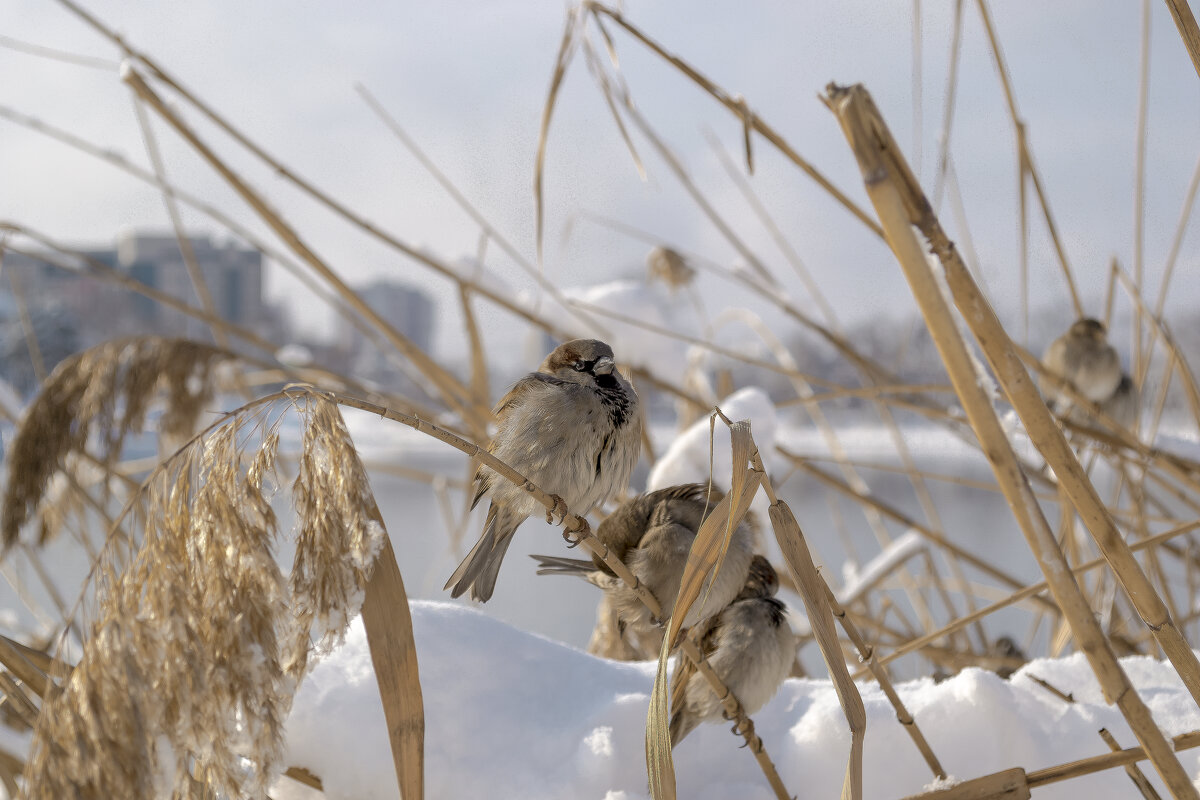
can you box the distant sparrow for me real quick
[531,483,755,655]
[669,556,793,746]
[646,246,696,289]
[1041,318,1122,405]
[444,339,642,602]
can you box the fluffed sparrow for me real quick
[669,555,793,747]
[444,339,642,602]
[531,483,755,656]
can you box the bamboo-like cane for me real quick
[843,85,1200,708]
[824,83,1197,799]
[1162,0,1200,81]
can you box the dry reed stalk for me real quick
[972,0,1084,320]
[824,583,947,779]
[1162,0,1200,80]
[3,262,47,385]
[701,128,839,327]
[1026,729,1200,788]
[767,486,866,800]
[356,81,613,341]
[2,337,237,547]
[783,455,1054,611]
[923,177,1200,706]
[1133,0,1153,382]
[129,94,230,352]
[825,81,1198,798]
[583,2,885,239]
[1099,727,1163,800]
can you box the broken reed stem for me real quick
[328,390,792,798]
[1098,727,1163,800]
[1027,730,1200,788]
[677,637,791,800]
[825,82,1198,798]
[823,584,946,779]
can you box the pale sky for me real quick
[2,1,1199,364]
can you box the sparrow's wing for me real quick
[669,616,719,715]
[591,494,656,571]
[469,374,567,510]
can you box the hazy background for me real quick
[3,1,1199,368]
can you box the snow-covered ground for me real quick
[275,601,1200,800]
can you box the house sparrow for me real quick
[646,246,696,289]
[669,556,793,747]
[1098,374,1139,430]
[531,483,755,658]
[1041,318,1122,406]
[444,339,642,602]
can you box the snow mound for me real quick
[275,601,1200,800]
[647,386,778,492]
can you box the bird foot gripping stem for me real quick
[560,511,592,548]
[545,493,569,525]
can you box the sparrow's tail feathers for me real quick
[668,709,697,748]
[444,504,524,602]
[529,554,595,576]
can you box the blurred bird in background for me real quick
[1040,318,1138,430]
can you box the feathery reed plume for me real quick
[22,390,387,798]
[2,337,238,548]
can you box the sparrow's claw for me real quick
[546,494,569,525]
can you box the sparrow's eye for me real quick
[572,360,587,372]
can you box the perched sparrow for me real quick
[1098,374,1139,430]
[669,556,793,746]
[1041,318,1123,406]
[444,339,642,602]
[646,246,696,289]
[532,484,755,650]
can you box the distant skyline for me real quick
[2,2,1199,368]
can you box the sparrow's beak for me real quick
[593,356,615,375]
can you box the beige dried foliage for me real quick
[2,337,237,548]
[22,391,386,798]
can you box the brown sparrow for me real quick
[669,555,793,746]
[1041,318,1122,405]
[531,483,755,656]
[646,246,696,289]
[444,339,642,602]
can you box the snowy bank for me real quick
[276,601,1200,799]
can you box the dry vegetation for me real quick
[1,1,1200,799]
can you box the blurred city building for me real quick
[332,278,435,392]
[0,232,284,395]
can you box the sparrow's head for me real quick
[1069,318,1108,342]
[541,339,619,384]
[741,554,779,599]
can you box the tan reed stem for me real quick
[824,82,1197,798]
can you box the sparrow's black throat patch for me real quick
[595,378,632,428]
